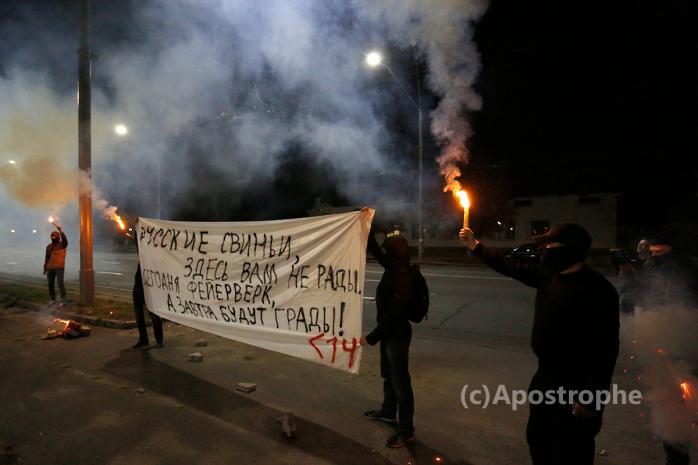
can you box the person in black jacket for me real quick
[360,227,416,448]
[460,223,619,465]
[131,234,164,349]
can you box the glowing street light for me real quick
[10,229,16,233]
[365,51,382,68]
[114,124,129,136]
[8,160,16,165]
[32,229,38,234]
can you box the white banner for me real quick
[137,210,374,373]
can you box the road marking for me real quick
[101,261,121,265]
[96,271,123,276]
[365,279,380,282]
[362,296,375,301]
[4,261,18,265]
[422,272,511,281]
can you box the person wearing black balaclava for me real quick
[459,223,619,465]
[360,225,416,449]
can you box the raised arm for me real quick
[366,227,390,270]
[460,228,541,288]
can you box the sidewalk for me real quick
[0,305,664,465]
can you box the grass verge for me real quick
[0,281,133,321]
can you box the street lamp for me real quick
[8,160,16,165]
[365,51,382,68]
[114,124,128,136]
[365,50,425,263]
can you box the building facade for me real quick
[484,193,618,249]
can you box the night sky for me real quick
[469,0,698,228]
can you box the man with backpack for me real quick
[360,225,428,448]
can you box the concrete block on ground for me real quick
[236,382,256,393]
[188,352,203,362]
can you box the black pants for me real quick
[527,400,602,465]
[380,335,414,436]
[47,268,66,301]
[133,292,163,344]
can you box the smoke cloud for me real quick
[353,0,487,191]
[622,309,698,446]
[0,0,487,240]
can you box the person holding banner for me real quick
[131,233,164,349]
[360,226,416,449]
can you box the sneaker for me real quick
[386,432,415,449]
[47,300,56,307]
[155,342,164,349]
[57,302,65,308]
[132,340,149,349]
[364,409,397,424]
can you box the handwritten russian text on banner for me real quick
[137,210,374,373]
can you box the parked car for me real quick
[505,243,542,263]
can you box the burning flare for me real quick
[456,190,470,210]
[113,214,126,230]
[48,216,55,224]
[446,180,471,229]
[680,381,691,401]
[100,204,127,230]
[53,317,70,328]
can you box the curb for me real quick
[0,294,138,329]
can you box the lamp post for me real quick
[78,0,94,305]
[366,51,424,263]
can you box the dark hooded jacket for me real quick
[365,230,412,345]
[473,243,619,401]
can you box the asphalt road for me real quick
[0,246,533,347]
[0,246,667,464]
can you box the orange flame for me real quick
[680,382,691,401]
[53,318,70,331]
[456,190,470,210]
[446,180,471,229]
[446,180,471,209]
[113,214,126,230]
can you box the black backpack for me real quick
[407,264,429,323]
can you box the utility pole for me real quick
[416,54,424,264]
[78,0,95,305]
